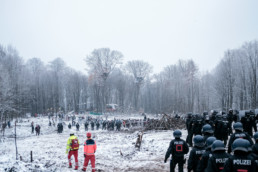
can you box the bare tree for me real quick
[126,60,152,111]
[85,48,123,112]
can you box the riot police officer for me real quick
[206,140,229,172]
[241,110,257,137]
[165,130,189,172]
[188,135,206,172]
[186,113,192,146]
[214,113,223,140]
[221,114,231,145]
[96,120,100,130]
[227,109,234,134]
[91,121,95,130]
[76,122,80,131]
[196,136,216,172]
[193,114,204,136]
[202,124,214,142]
[210,110,218,122]
[187,114,196,147]
[202,111,209,121]
[251,132,258,166]
[84,121,89,131]
[227,122,254,154]
[223,139,256,171]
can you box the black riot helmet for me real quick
[211,140,225,152]
[194,135,205,148]
[216,113,222,120]
[245,139,252,153]
[253,132,258,142]
[232,138,248,152]
[187,112,192,118]
[196,113,202,120]
[222,114,227,119]
[211,110,218,116]
[202,124,213,134]
[203,111,208,117]
[245,110,250,117]
[192,114,197,119]
[173,130,182,138]
[233,122,243,132]
[206,136,216,148]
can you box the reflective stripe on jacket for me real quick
[84,139,97,155]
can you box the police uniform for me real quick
[223,153,256,172]
[227,131,253,154]
[206,151,229,172]
[165,138,189,172]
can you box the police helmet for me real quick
[222,114,227,119]
[192,114,197,119]
[202,124,214,134]
[249,110,255,116]
[205,115,210,121]
[211,110,218,115]
[245,139,252,152]
[203,111,208,116]
[232,138,248,152]
[245,111,250,117]
[229,109,233,113]
[206,136,216,148]
[233,122,243,132]
[173,130,182,138]
[211,140,225,152]
[194,135,205,147]
[253,132,258,141]
[216,113,222,119]
[187,112,192,118]
[196,113,202,120]
[70,133,74,136]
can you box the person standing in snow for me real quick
[76,122,80,131]
[31,121,34,133]
[35,124,40,136]
[82,132,97,172]
[66,133,80,170]
[164,130,189,172]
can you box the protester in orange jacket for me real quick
[82,132,97,172]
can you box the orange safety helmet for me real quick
[86,132,91,138]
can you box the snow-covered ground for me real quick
[0,116,188,172]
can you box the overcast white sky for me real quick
[1,0,258,74]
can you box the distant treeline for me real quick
[0,40,257,122]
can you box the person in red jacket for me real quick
[82,132,97,172]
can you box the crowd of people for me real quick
[26,109,258,171]
[165,109,258,172]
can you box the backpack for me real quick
[71,138,79,150]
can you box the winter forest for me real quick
[1,40,258,123]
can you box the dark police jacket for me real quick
[188,146,205,172]
[222,152,256,172]
[165,138,189,162]
[205,151,229,172]
[196,148,212,172]
[227,131,253,153]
